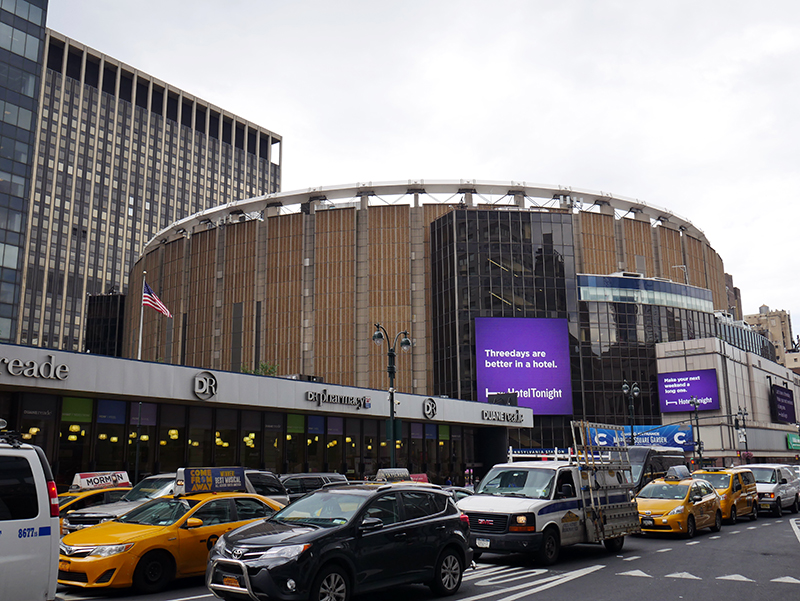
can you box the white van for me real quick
[0,421,60,601]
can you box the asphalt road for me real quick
[57,514,800,601]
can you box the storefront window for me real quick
[129,402,157,480]
[95,400,126,472]
[396,421,409,469]
[326,417,343,473]
[345,418,361,478]
[188,407,212,465]
[307,416,324,472]
[263,412,283,473]
[158,405,186,473]
[439,424,453,484]
[215,408,237,466]
[19,394,56,466]
[240,410,262,469]
[451,426,464,485]
[424,423,438,481]
[58,397,94,484]
[363,419,378,476]
[285,414,305,473]
[409,422,424,473]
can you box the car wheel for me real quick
[749,503,758,521]
[536,527,560,565]
[311,564,350,601]
[729,506,737,525]
[429,548,464,596]
[790,497,799,514]
[603,536,625,553]
[132,550,174,594]
[774,500,783,517]
[685,515,696,539]
[710,510,722,532]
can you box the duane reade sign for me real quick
[0,354,69,380]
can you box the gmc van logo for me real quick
[478,518,494,525]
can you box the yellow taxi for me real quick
[58,471,132,535]
[635,465,723,538]
[693,466,758,523]
[58,467,283,593]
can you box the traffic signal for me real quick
[734,417,740,429]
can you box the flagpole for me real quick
[138,270,145,360]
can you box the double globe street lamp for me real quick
[372,323,412,468]
[622,380,640,446]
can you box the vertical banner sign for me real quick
[658,369,720,413]
[475,317,573,415]
[771,385,796,424]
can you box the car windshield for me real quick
[475,467,554,499]
[697,473,731,490]
[749,467,777,484]
[272,491,366,526]
[122,477,174,502]
[637,482,689,500]
[117,498,199,526]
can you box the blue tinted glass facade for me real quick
[0,0,46,341]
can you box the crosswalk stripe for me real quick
[458,565,604,601]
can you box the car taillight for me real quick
[460,513,470,526]
[48,481,59,517]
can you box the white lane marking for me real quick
[666,572,702,580]
[685,541,701,545]
[657,547,672,553]
[475,568,547,586]
[709,536,721,539]
[728,530,740,535]
[168,595,215,601]
[717,574,755,582]
[623,555,641,561]
[771,576,800,584]
[617,569,652,578]
[458,565,605,601]
[463,565,523,581]
[747,526,757,530]
[791,518,800,544]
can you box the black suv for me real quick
[279,472,348,503]
[206,482,472,601]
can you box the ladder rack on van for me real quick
[570,420,641,543]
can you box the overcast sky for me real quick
[48,1,800,332]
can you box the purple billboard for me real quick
[771,384,796,424]
[475,317,573,415]
[658,369,720,413]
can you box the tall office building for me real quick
[0,0,47,343]
[17,29,282,350]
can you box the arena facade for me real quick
[123,180,748,449]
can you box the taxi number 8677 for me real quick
[18,527,38,538]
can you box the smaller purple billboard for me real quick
[475,317,572,415]
[658,368,719,413]
[771,384,796,424]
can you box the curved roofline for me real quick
[142,179,706,254]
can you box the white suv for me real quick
[749,463,800,517]
[0,421,60,601]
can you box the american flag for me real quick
[142,281,172,318]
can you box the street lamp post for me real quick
[735,406,749,460]
[622,380,640,446]
[372,323,411,468]
[689,395,703,467]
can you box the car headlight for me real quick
[89,543,135,557]
[261,544,311,560]
[666,505,685,516]
[213,536,227,553]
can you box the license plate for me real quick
[222,576,241,588]
[641,518,654,527]
[59,560,70,572]
[476,538,490,549]
[760,503,770,510]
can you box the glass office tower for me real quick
[0,0,47,341]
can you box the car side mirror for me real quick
[691,495,703,503]
[358,517,383,534]
[561,484,574,498]
[781,478,788,485]
[184,517,204,529]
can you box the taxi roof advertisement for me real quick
[475,317,573,415]
[657,368,720,412]
[182,467,245,494]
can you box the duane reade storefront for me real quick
[0,344,533,489]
